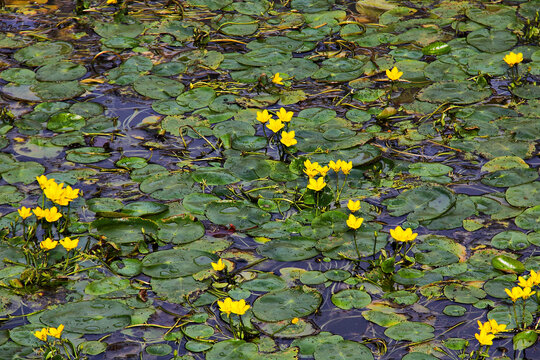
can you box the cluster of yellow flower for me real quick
[17,176,80,222]
[37,175,80,207]
[34,324,64,342]
[505,270,540,302]
[346,199,363,230]
[257,108,296,147]
[304,159,353,192]
[475,319,506,346]
[19,206,62,223]
[218,297,250,316]
[39,237,79,252]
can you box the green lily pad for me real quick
[205,200,270,230]
[192,167,239,186]
[39,300,133,334]
[140,172,197,200]
[467,29,517,53]
[506,182,540,207]
[491,231,529,251]
[252,287,322,322]
[362,308,407,327]
[384,321,434,342]
[512,84,540,100]
[465,5,518,30]
[176,87,216,110]
[331,289,371,310]
[91,217,159,254]
[142,248,216,279]
[87,198,124,213]
[482,168,538,187]
[206,340,258,360]
[14,41,73,66]
[313,340,373,360]
[417,81,491,104]
[0,68,36,84]
[122,201,168,217]
[31,81,85,101]
[444,283,486,304]
[157,216,205,244]
[241,273,287,292]
[133,75,184,100]
[47,112,85,132]
[515,206,540,231]
[151,276,208,303]
[212,14,258,36]
[84,277,130,296]
[383,185,456,222]
[101,36,140,49]
[35,62,87,82]
[93,21,145,38]
[1,161,44,184]
[66,147,110,163]
[258,237,318,261]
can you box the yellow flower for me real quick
[276,108,293,123]
[17,206,32,219]
[106,0,118,4]
[487,319,506,334]
[477,320,491,333]
[267,118,284,133]
[386,66,403,81]
[316,165,329,177]
[307,177,326,191]
[44,207,62,222]
[230,299,250,315]
[347,200,361,212]
[256,109,272,124]
[62,185,79,201]
[272,73,284,85]
[280,130,297,147]
[346,214,364,230]
[503,52,523,67]
[530,270,540,285]
[389,226,418,242]
[43,181,65,204]
[304,167,319,178]
[521,286,535,299]
[40,238,58,251]
[218,298,250,316]
[47,324,64,338]
[33,206,46,220]
[291,317,299,324]
[340,161,353,174]
[211,259,226,271]
[60,237,79,251]
[304,159,319,171]
[218,297,233,315]
[34,328,48,341]
[518,276,534,288]
[328,160,342,172]
[36,175,55,190]
[475,329,495,346]
[505,286,523,302]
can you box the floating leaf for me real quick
[331,289,371,310]
[39,300,133,334]
[385,321,434,342]
[252,288,322,322]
